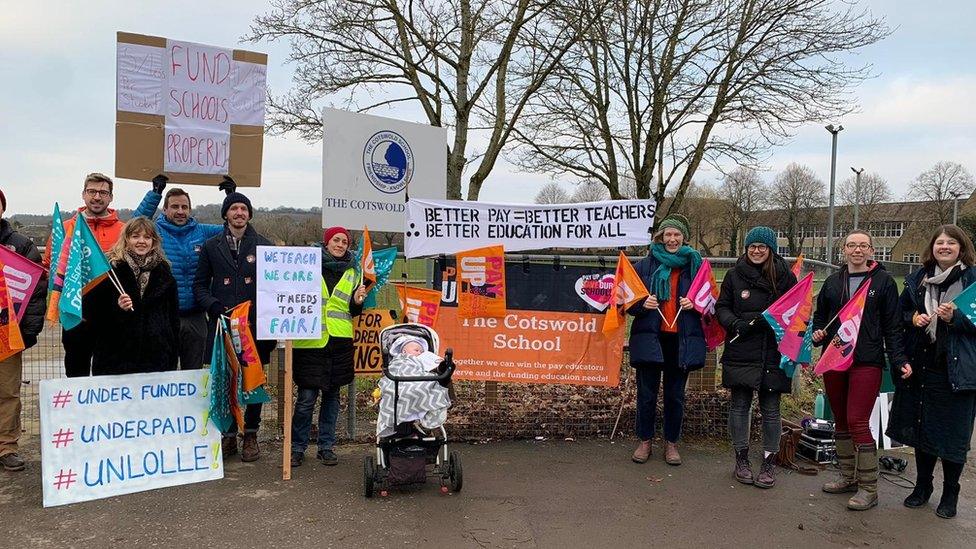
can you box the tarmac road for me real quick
[2,438,974,548]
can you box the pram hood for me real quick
[380,323,440,358]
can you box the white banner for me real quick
[116,37,266,175]
[405,198,657,258]
[322,108,446,232]
[256,245,322,340]
[40,370,223,507]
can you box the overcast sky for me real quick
[1,0,974,215]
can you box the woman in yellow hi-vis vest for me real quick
[291,226,367,467]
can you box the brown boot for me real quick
[241,432,260,462]
[848,443,878,510]
[734,448,754,484]
[665,442,682,466]
[632,440,652,463]
[221,435,238,459]
[823,433,858,494]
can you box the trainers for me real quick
[221,436,238,459]
[631,440,652,464]
[664,442,682,466]
[290,452,304,467]
[734,448,753,484]
[241,433,260,462]
[317,449,338,466]
[0,452,25,472]
[754,453,777,489]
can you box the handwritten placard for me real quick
[256,246,322,340]
[39,370,223,507]
[354,309,396,375]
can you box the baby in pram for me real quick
[375,333,452,438]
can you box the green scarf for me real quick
[649,243,702,301]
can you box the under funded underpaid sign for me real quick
[405,198,657,258]
[40,370,223,507]
[256,246,322,340]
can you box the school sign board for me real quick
[256,246,323,340]
[321,108,447,232]
[115,32,267,186]
[40,370,223,507]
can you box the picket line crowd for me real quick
[0,175,973,521]
[0,173,367,472]
[628,214,975,520]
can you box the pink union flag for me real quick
[762,272,814,362]
[686,259,725,350]
[0,246,44,322]
[814,281,872,376]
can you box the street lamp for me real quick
[851,167,864,229]
[826,124,844,263]
[952,192,961,225]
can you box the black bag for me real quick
[388,445,428,485]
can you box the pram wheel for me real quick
[449,451,463,493]
[364,456,376,498]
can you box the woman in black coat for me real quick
[85,217,179,375]
[888,225,976,519]
[715,226,796,489]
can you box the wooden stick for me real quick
[282,340,294,481]
[610,366,631,441]
[107,268,125,295]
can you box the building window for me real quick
[903,253,920,264]
[875,246,892,262]
[778,246,790,256]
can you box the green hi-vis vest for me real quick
[293,267,360,349]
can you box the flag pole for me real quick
[282,340,294,481]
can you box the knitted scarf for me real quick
[922,262,966,342]
[123,250,163,297]
[322,248,353,273]
[649,243,702,302]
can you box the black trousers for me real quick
[62,324,94,378]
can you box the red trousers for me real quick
[823,364,882,445]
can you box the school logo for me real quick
[362,130,414,194]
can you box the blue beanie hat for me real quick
[745,226,777,251]
[221,192,253,219]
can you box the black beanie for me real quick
[221,192,253,219]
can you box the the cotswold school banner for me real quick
[433,259,625,387]
[405,198,657,257]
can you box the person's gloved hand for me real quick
[218,175,237,195]
[208,301,225,319]
[152,174,169,194]
[22,334,37,350]
[733,319,752,335]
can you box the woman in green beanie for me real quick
[627,214,706,466]
[716,226,796,488]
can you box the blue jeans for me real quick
[292,386,340,454]
[634,334,688,443]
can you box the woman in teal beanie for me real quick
[627,214,705,466]
[716,226,796,488]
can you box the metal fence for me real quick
[20,255,836,444]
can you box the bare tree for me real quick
[720,167,766,254]
[534,181,571,204]
[248,0,585,200]
[672,182,725,256]
[768,163,825,256]
[909,161,976,225]
[511,0,888,224]
[570,181,611,203]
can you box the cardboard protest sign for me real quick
[322,108,446,232]
[40,370,223,507]
[115,32,267,186]
[354,309,397,375]
[256,246,322,340]
[435,259,624,387]
[405,198,657,257]
[0,245,44,322]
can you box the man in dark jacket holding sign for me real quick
[194,191,276,462]
[0,190,48,471]
[812,229,909,511]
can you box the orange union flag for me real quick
[360,226,376,288]
[396,285,442,328]
[603,251,649,333]
[456,245,506,318]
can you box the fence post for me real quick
[346,382,356,439]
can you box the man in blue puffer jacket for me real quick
[134,174,236,369]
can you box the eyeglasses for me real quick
[844,242,872,250]
[85,189,112,198]
[747,244,768,252]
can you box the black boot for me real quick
[937,460,964,519]
[905,450,936,508]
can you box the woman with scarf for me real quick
[627,214,705,466]
[888,225,976,519]
[290,226,367,468]
[84,217,179,375]
[716,227,796,489]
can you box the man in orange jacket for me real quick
[46,173,125,377]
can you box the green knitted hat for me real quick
[745,226,777,251]
[657,214,691,241]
